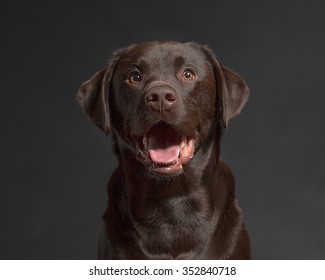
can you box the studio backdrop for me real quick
[1,0,325,259]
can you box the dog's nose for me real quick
[146,85,177,112]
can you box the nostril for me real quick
[146,93,159,103]
[165,92,176,102]
[147,92,177,104]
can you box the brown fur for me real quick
[76,41,250,259]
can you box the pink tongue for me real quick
[148,125,180,164]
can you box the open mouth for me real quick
[133,121,196,175]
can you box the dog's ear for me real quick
[218,65,250,128]
[76,47,133,134]
[201,46,249,128]
[76,69,110,134]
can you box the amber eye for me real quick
[182,70,196,81]
[128,72,142,83]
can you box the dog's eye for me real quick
[128,72,142,83]
[182,70,196,81]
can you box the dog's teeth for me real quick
[143,137,148,148]
[181,136,187,149]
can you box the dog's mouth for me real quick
[132,122,196,175]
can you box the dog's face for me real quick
[76,41,249,177]
[111,42,218,176]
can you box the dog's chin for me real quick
[132,121,196,180]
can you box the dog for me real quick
[76,41,250,259]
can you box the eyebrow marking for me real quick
[173,56,185,69]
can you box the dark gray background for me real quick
[1,0,324,259]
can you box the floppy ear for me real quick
[201,46,249,128]
[76,69,110,134]
[218,65,250,128]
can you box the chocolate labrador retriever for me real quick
[76,41,250,259]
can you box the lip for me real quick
[132,121,196,176]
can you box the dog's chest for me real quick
[133,195,212,259]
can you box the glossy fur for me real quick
[76,41,250,259]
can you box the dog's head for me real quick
[76,41,249,177]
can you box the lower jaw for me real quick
[147,161,184,178]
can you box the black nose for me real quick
[146,85,177,112]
